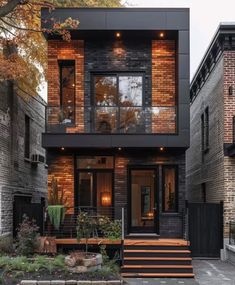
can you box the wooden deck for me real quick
[54,238,188,246]
[55,238,121,245]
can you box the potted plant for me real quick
[47,176,67,230]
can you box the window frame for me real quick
[162,165,178,213]
[92,72,145,133]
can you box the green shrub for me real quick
[15,215,39,256]
[98,217,121,240]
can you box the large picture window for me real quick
[162,166,177,212]
[94,74,144,133]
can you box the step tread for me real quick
[122,265,193,269]
[122,273,195,278]
[124,249,191,253]
[124,239,189,246]
[124,257,192,261]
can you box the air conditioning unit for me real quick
[31,154,45,165]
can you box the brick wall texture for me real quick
[0,82,47,235]
[187,50,235,237]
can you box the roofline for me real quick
[41,7,189,11]
[190,23,235,102]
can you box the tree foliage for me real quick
[0,0,124,97]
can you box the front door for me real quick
[129,168,158,233]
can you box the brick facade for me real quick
[187,40,235,238]
[0,82,47,236]
[48,151,185,237]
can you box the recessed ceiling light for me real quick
[61,147,65,151]
[159,32,164,38]
[116,32,121,38]
[160,147,164,151]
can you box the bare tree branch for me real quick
[0,0,21,18]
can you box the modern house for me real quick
[41,8,192,277]
[0,81,47,237]
[187,23,235,261]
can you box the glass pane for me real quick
[95,107,117,133]
[79,172,93,207]
[96,172,113,217]
[131,170,155,229]
[77,156,114,169]
[119,76,143,106]
[60,63,75,124]
[163,167,176,212]
[95,76,117,106]
[120,107,145,133]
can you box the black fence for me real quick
[229,221,235,245]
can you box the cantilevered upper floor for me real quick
[41,8,190,149]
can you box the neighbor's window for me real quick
[59,60,75,124]
[205,107,209,149]
[233,116,235,143]
[94,74,144,133]
[24,115,30,159]
[163,166,177,212]
[201,107,209,156]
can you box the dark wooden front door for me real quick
[188,202,223,257]
[128,167,159,234]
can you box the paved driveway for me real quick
[193,259,235,284]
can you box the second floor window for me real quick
[201,107,209,155]
[24,115,30,159]
[59,60,75,124]
[94,74,143,133]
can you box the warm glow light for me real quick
[61,147,65,151]
[159,32,164,38]
[118,147,122,151]
[147,212,154,217]
[101,192,111,207]
[116,32,121,38]
[160,147,164,151]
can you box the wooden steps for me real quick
[121,239,194,278]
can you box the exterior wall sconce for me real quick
[229,85,233,96]
[101,192,111,207]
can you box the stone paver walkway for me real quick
[124,259,235,285]
[193,259,235,285]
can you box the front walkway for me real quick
[193,259,235,284]
[124,259,235,285]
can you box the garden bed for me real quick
[0,255,121,285]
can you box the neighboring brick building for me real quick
[0,81,47,236]
[187,23,235,244]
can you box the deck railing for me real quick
[229,221,235,245]
[44,206,124,240]
[45,105,177,134]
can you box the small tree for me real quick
[16,214,39,256]
[77,212,97,256]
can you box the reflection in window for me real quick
[77,156,114,169]
[119,76,142,106]
[120,107,145,133]
[59,61,75,124]
[95,76,117,106]
[163,166,177,212]
[94,74,143,133]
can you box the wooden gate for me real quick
[188,202,223,257]
[13,201,44,237]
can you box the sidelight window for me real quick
[162,166,177,212]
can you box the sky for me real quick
[128,0,235,79]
